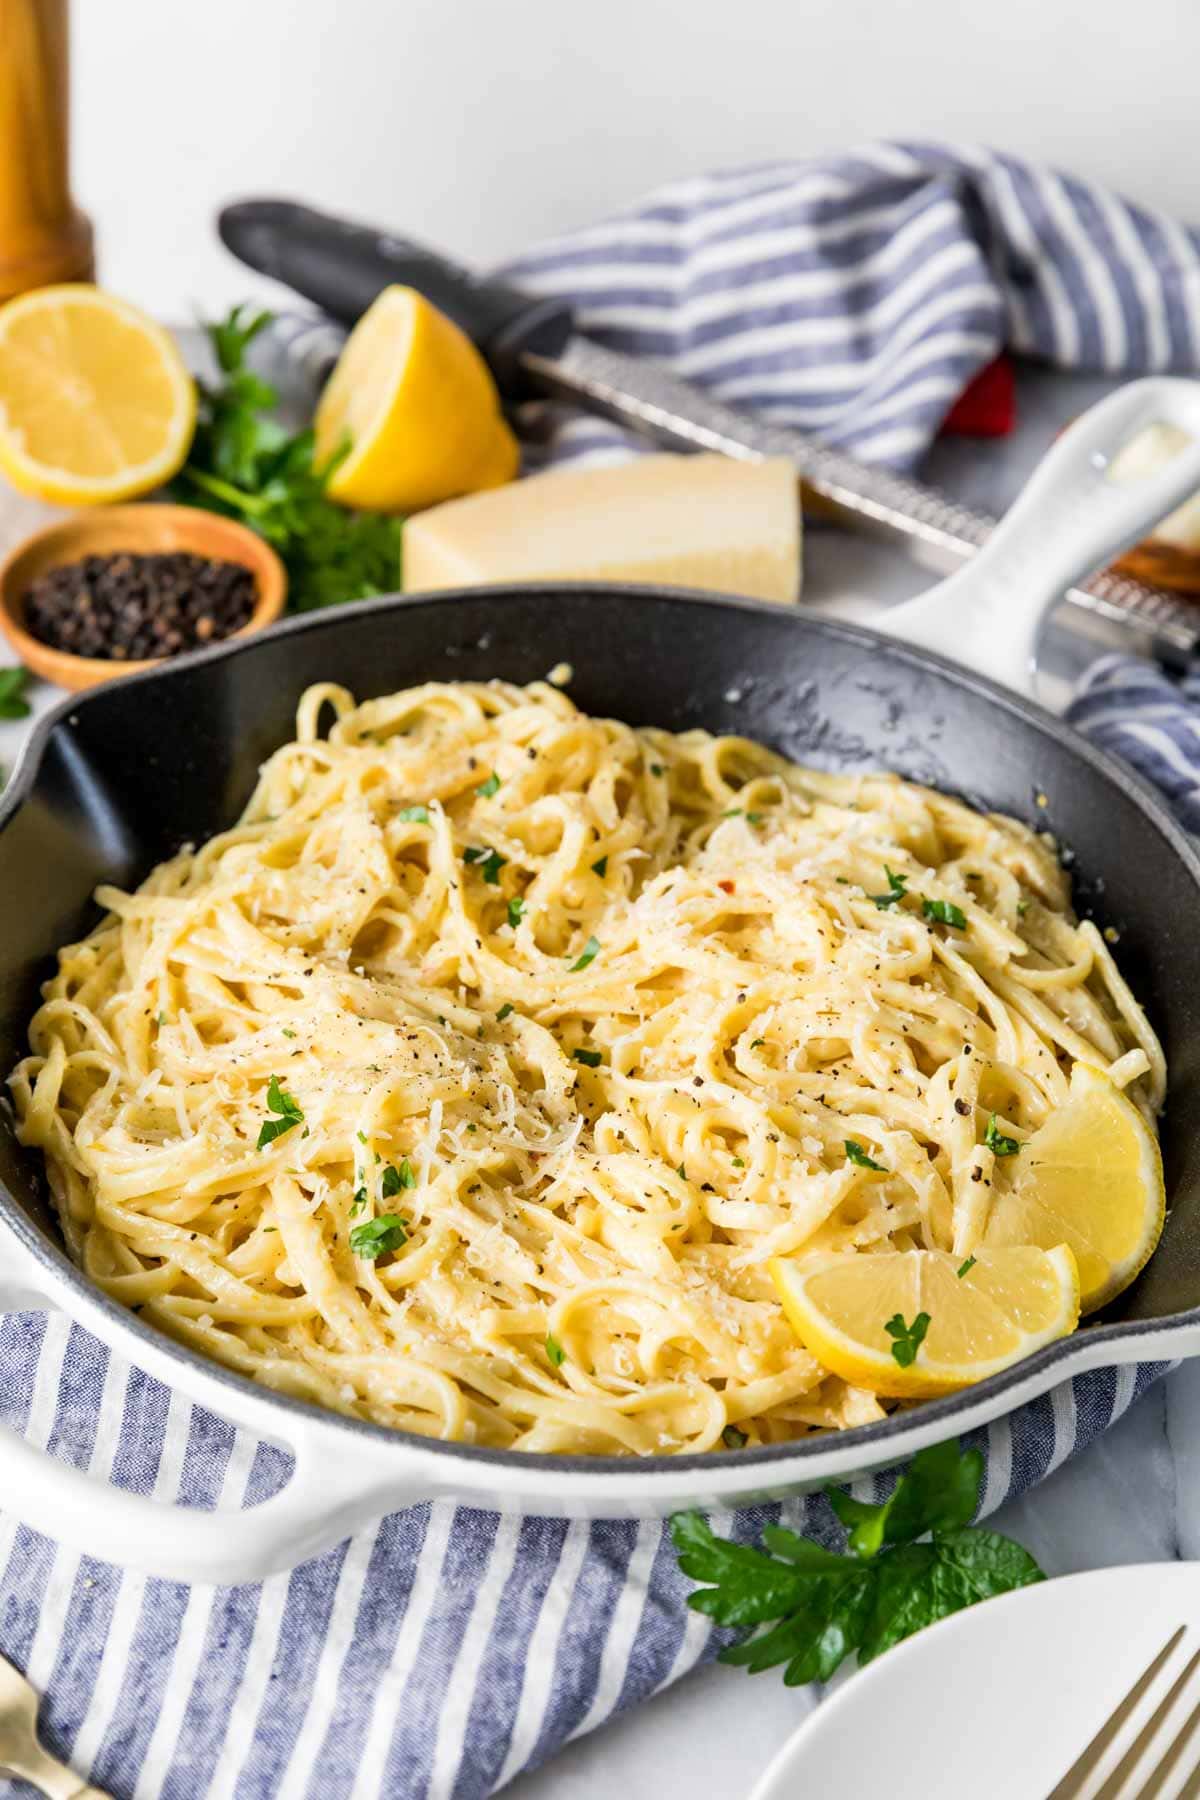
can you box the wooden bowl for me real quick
[0,505,287,691]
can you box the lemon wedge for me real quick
[313,285,519,513]
[770,1245,1079,1399]
[983,1061,1164,1314]
[0,285,195,505]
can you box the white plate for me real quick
[748,1562,1200,1800]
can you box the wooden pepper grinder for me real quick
[0,0,92,299]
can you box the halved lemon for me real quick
[983,1061,1164,1314]
[0,285,196,505]
[770,1245,1079,1399]
[314,285,519,514]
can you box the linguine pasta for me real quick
[10,678,1165,1455]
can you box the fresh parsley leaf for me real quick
[507,896,526,929]
[746,812,764,826]
[671,1441,1041,1688]
[650,762,665,777]
[256,1074,304,1150]
[827,1442,983,1557]
[497,1002,515,1021]
[173,305,402,613]
[884,1311,931,1368]
[545,1333,566,1367]
[957,1255,977,1278]
[591,855,608,877]
[750,1037,765,1048]
[351,1186,367,1214]
[0,667,31,719]
[398,805,430,823]
[844,1139,885,1172]
[732,1156,745,1168]
[868,866,908,911]
[676,1164,687,1180]
[722,1425,748,1449]
[381,1159,416,1197]
[349,1213,408,1258]
[464,845,506,884]
[572,1047,602,1068]
[476,771,501,798]
[569,935,600,972]
[984,1114,1020,1156]
[923,898,967,929]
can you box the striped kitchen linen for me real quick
[3,141,1200,1800]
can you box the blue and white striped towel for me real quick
[3,141,1199,1800]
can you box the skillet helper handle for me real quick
[877,377,1200,697]
[217,197,573,393]
[0,1235,429,1584]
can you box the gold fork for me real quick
[0,1650,108,1799]
[1049,1625,1200,1799]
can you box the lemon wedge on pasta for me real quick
[770,1246,1080,1399]
[983,1062,1164,1314]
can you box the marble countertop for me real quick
[0,367,1192,1800]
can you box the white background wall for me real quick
[75,0,1196,321]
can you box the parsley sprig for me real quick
[173,305,402,613]
[844,1139,885,1172]
[884,1310,931,1367]
[868,867,908,911]
[671,1440,1043,1686]
[350,1214,408,1259]
[256,1075,304,1150]
[984,1114,1020,1157]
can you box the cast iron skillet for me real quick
[2,380,1200,1586]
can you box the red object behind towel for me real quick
[940,355,1016,438]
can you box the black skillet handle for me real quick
[217,199,573,394]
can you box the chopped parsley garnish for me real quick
[869,866,908,911]
[984,1114,1020,1157]
[746,811,764,826]
[545,1333,566,1367]
[156,1010,167,1028]
[650,762,665,776]
[722,1424,748,1449]
[381,1159,417,1197]
[1016,897,1030,918]
[591,855,608,877]
[572,1047,602,1068]
[569,934,601,972]
[671,1440,1044,1686]
[957,1256,977,1279]
[351,1186,367,1214]
[349,1214,408,1259]
[845,1139,885,1171]
[464,845,507,885]
[497,1002,515,1021]
[256,1074,304,1150]
[677,1164,687,1180]
[923,898,967,929]
[732,1156,745,1168]
[722,807,743,818]
[885,1310,931,1368]
[507,896,526,930]
[397,804,430,823]
[281,1027,296,1039]
[750,1037,765,1048]
[476,771,501,797]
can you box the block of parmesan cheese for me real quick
[402,453,801,603]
